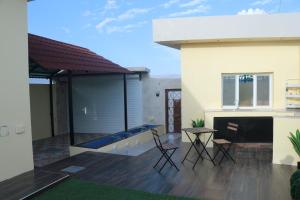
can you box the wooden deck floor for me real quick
[0,169,68,200]
[0,138,296,200]
[40,139,294,200]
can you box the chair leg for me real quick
[168,149,179,171]
[153,154,164,168]
[165,150,176,167]
[159,149,179,172]
[223,144,235,163]
[159,151,173,172]
[218,144,235,165]
[212,144,221,161]
[218,146,227,165]
[181,143,194,163]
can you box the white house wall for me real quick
[0,0,34,182]
[153,13,300,48]
[142,74,181,126]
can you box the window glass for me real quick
[222,76,236,106]
[239,75,253,107]
[222,74,271,108]
[257,75,270,106]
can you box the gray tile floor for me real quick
[32,133,106,167]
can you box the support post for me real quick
[68,70,75,145]
[49,77,55,137]
[123,74,128,131]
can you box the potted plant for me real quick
[191,118,205,128]
[291,170,300,199]
[288,129,300,169]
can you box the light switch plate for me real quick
[0,125,9,137]
[15,124,25,135]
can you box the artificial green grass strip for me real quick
[33,179,199,200]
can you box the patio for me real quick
[0,135,293,200]
[2,2,300,200]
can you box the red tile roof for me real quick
[28,34,130,74]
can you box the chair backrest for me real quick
[227,122,239,134]
[151,128,163,150]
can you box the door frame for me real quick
[165,89,181,133]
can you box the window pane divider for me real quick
[235,75,239,108]
[253,75,257,108]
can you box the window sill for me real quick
[205,108,286,113]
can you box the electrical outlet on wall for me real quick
[0,125,9,137]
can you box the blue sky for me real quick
[28,0,300,75]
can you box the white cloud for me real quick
[96,18,115,30]
[161,0,181,8]
[117,8,151,20]
[106,21,147,33]
[179,0,206,8]
[96,8,151,30]
[251,0,272,6]
[168,5,210,17]
[237,8,267,15]
[61,27,71,34]
[104,0,118,10]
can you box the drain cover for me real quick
[61,166,85,173]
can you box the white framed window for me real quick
[222,73,272,109]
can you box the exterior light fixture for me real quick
[156,91,160,97]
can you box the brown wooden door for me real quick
[165,89,181,133]
[173,99,181,133]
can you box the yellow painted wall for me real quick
[181,42,300,142]
[0,0,34,181]
[273,117,300,166]
[30,84,52,141]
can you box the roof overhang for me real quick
[127,67,150,73]
[153,12,300,49]
[28,34,131,78]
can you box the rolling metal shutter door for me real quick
[127,75,143,129]
[72,75,125,134]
